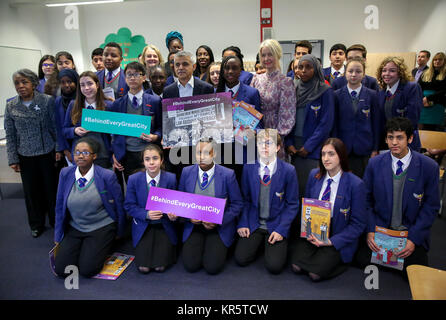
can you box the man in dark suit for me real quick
[411,50,430,83]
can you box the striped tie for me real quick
[78,177,87,188]
[150,179,156,187]
[333,71,340,78]
[132,96,138,109]
[321,178,333,201]
[351,90,357,99]
[107,71,113,82]
[201,172,208,188]
[396,160,404,176]
[87,105,94,109]
[386,90,393,99]
[263,166,271,184]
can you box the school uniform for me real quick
[356,150,440,270]
[287,70,294,79]
[97,67,129,99]
[110,91,162,180]
[36,78,46,93]
[124,170,178,269]
[323,66,344,85]
[179,164,243,274]
[239,70,254,86]
[331,75,380,92]
[54,96,72,153]
[291,169,367,279]
[165,75,176,86]
[63,100,113,168]
[235,159,299,274]
[54,165,126,277]
[378,80,423,151]
[332,85,380,177]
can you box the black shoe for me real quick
[31,228,44,238]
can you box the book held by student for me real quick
[300,198,331,244]
[370,226,408,271]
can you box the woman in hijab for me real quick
[285,54,334,200]
[164,31,184,78]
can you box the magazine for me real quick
[300,198,331,244]
[93,252,135,280]
[370,226,408,270]
[232,101,263,145]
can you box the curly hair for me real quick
[376,56,411,89]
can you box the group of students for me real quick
[4,30,443,282]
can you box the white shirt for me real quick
[75,164,95,185]
[199,163,215,185]
[318,170,342,216]
[387,80,400,95]
[391,148,412,175]
[128,89,144,107]
[225,82,241,98]
[85,101,97,109]
[178,76,194,97]
[347,84,362,97]
[106,67,120,81]
[146,171,161,186]
[331,65,345,77]
[258,158,277,179]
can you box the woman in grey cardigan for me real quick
[4,69,58,238]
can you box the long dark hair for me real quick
[315,138,350,179]
[38,55,56,80]
[216,55,242,93]
[194,45,215,76]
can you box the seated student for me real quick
[54,137,126,278]
[323,43,347,84]
[331,44,379,91]
[332,57,380,178]
[194,45,214,81]
[96,42,129,101]
[124,144,178,274]
[287,40,313,79]
[235,129,299,274]
[63,71,113,169]
[146,65,167,98]
[164,31,184,77]
[285,54,334,200]
[206,62,221,92]
[91,48,104,72]
[37,55,56,93]
[110,62,162,182]
[165,51,177,86]
[290,138,367,282]
[177,137,243,275]
[355,117,440,275]
[222,46,253,86]
[376,56,423,152]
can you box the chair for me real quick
[407,265,446,300]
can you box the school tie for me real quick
[77,177,87,188]
[333,71,340,78]
[229,89,234,98]
[351,91,358,99]
[396,160,404,176]
[321,178,333,201]
[263,166,271,184]
[149,179,156,187]
[132,96,139,109]
[107,71,113,82]
[201,172,209,188]
[386,90,393,99]
[86,105,94,110]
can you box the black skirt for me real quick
[134,223,176,269]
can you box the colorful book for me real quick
[93,252,135,280]
[371,226,408,270]
[232,101,263,145]
[300,198,331,244]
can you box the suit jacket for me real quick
[305,169,367,263]
[162,77,214,98]
[110,92,162,162]
[178,164,244,247]
[332,86,380,155]
[238,159,299,238]
[240,70,254,86]
[363,151,440,251]
[96,68,129,99]
[332,75,379,92]
[124,170,178,247]
[411,65,429,79]
[377,81,423,151]
[54,165,126,243]
[285,88,335,159]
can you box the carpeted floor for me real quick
[1,182,445,300]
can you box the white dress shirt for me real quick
[178,76,194,97]
[128,89,144,107]
[347,84,362,97]
[225,82,241,98]
[75,164,95,185]
[258,158,277,179]
[106,67,120,81]
[146,171,161,186]
[199,163,215,185]
[391,149,412,175]
[387,79,400,95]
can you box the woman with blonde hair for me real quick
[418,52,446,131]
[250,39,296,159]
[376,56,423,151]
[140,44,164,90]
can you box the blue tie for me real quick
[396,160,404,176]
[263,166,271,184]
[149,179,156,187]
[351,90,357,99]
[333,71,340,78]
[386,90,393,99]
[201,172,208,188]
[87,105,94,110]
[229,89,234,98]
[132,96,139,109]
[78,177,87,188]
[107,71,113,82]
[321,178,333,201]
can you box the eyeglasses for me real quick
[74,151,94,156]
[126,73,143,79]
[42,63,54,67]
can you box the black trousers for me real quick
[234,228,288,274]
[182,225,228,275]
[54,223,117,278]
[115,151,144,193]
[19,152,57,231]
[348,153,370,179]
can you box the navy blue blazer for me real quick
[285,88,335,159]
[332,86,380,155]
[332,75,379,92]
[96,68,129,99]
[305,169,367,263]
[363,151,440,251]
[323,67,344,84]
[54,165,126,243]
[124,170,178,247]
[36,78,46,93]
[162,77,214,98]
[378,81,423,151]
[165,75,175,86]
[62,100,113,157]
[110,92,162,162]
[240,70,254,86]
[178,164,244,247]
[54,96,72,152]
[287,70,294,79]
[238,159,299,238]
